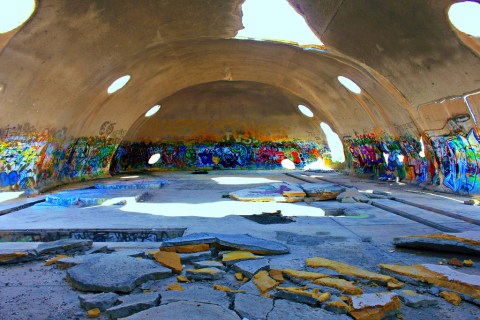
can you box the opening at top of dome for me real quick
[448,1,480,37]
[298,104,314,117]
[236,0,323,46]
[145,105,161,117]
[337,76,362,94]
[0,0,36,34]
[107,75,131,94]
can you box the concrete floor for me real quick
[1,170,480,319]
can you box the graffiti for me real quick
[71,230,173,242]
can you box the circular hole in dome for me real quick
[298,104,314,117]
[281,159,296,170]
[107,75,131,94]
[448,1,480,37]
[0,0,36,34]
[148,153,160,165]
[145,105,161,117]
[337,76,362,94]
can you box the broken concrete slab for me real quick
[160,243,210,253]
[45,189,149,207]
[229,182,305,202]
[78,292,119,311]
[282,268,329,281]
[44,254,70,266]
[0,249,38,265]
[66,254,172,292]
[306,257,403,288]
[153,251,182,274]
[179,251,212,264]
[393,289,438,308]
[336,189,369,203]
[267,299,350,320]
[253,270,278,294]
[380,263,480,304]
[348,292,402,320]
[238,279,262,295]
[160,286,231,307]
[186,267,226,281]
[94,178,168,190]
[123,301,240,320]
[36,239,92,255]
[314,277,363,295]
[234,293,273,320]
[233,258,269,278]
[222,251,263,265]
[440,291,462,306]
[106,292,161,319]
[301,183,346,200]
[161,232,289,255]
[393,231,480,255]
[275,287,330,306]
[192,260,225,270]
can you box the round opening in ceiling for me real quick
[148,153,160,165]
[0,0,36,33]
[145,105,161,117]
[298,104,314,117]
[337,76,362,94]
[448,1,480,37]
[107,75,131,94]
[281,159,296,170]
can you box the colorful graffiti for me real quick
[430,129,480,193]
[111,140,327,173]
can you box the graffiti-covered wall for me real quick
[0,123,123,191]
[111,140,327,173]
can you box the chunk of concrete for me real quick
[393,231,480,255]
[301,183,346,200]
[233,258,269,278]
[78,292,119,311]
[440,291,462,306]
[336,189,369,203]
[234,293,273,320]
[106,292,161,319]
[274,287,325,306]
[313,277,363,295]
[393,290,438,308]
[229,182,305,202]
[192,260,225,270]
[179,251,212,264]
[282,268,329,281]
[36,239,93,255]
[186,267,226,280]
[253,270,278,294]
[348,292,402,320]
[153,251,182,274]
[66,254,172,292]
[162,233,289,255]
[160,286,231,307]
[122,301,240,320]
[0,249,38,265]
[222,251,263,265]
[267,299,350,320]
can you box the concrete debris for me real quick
[275,287,330,306]
[314,277,363,295]
[78,292,119,311]
[348,292,402,320]
[439,291,462,306]
[160,243,210,253]
[269,269,284,283]
[193,260,225,270]
[161,232,289,255]
[253,270,278,294]
[94,178,168,190]
[447,257,463,267]
[336,188,369,203]
[380,263,480,303]
[36,239,93,255]
[233,258,270,278]
[0,249,38,265]
[324,296,352,315]
[153,251,182,274]
[222,251,263,265]
[66,254,172,292]
[167,282,185,291]
[464,259,474,267]
[186,267,226,280]
[464,199,480,206]
[229,182,305,202]
[179,251,212,264]
[234,293,273,320]
[160,286,231,307]
[393,231,480,255]
[106,292,161,319]
[282,268,329,281]
[177,275,190,283]
[301,183,346,200]
[122,301,241,320]
[44,254,70,266]
[267,299,350,320]
[213,284,245,293]
[306,257,403,287]
[393,290,438,308]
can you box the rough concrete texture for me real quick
[106,292,161,319]
[301,183,346,200]
[393,231,480,255]
[186,267,226,281]
[162,232,289,255]
[234,292,274,320]
[348,292,402,320]
[192,260,225,270]
[0,249,38,265]
[336,189,370,203]
[179,251,212,264]
[393,289,438,308]
[160,286,231,308]
[78,292,119,311]
[123,301,240,320]
[233,258,270,278]
[66,254,172,292]
[36,239,93,255]
[267,299,350,320]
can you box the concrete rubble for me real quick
[105,292,161,319]
[393,231,480,255]
[78,292,119,311]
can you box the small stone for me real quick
[167,282,185,291]
[440,291,462,306]
[253,270,278,294]
[86,308,101,318]
[447,257,463,267]
[153,251,182,274]
[44,254,69,266]
[463,259,474,267]
[106,292,161,319]
[186,267,226,280]
[78,292,119,311]
[233,258,269,278]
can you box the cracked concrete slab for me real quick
[106,292,161,319]
[393,231,480,255]
[36,239,92,255]
[267,299,350,320]
[229,182,306,202]
[78,292,119,311]
[301,183,346,200]
[160,286,231,307]
[234,292,273,319]
[233,258,269,278]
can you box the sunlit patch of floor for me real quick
[210,177,281,185]
[0,191,24,203]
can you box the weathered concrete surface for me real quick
[301,183,346,200]
[153,251,182,274]
[36,239,93,255]
[0,249,38,265]
[78,292,119,311]
[162,232,289,255]
[267,299,350,320]
[179,251,212,264]
[348,292,402,320]
[66,254,172,292]
[45,189,149,207]
[186,267,226,281]
[393,289,438,308]
[233,258,269,278]
[160,286,231,307]
[234,293,273,320]
[106,292,161,319]
[94,178,168,190]
[336,189,370,203]
[275,287,328,306]
[123,301,240,320]
[192,260,225,270]
[229,182,305,202]
[393,231,480,255]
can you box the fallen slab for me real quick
[393,231,480,255]
[160,286,231,307]
[306,257,403,288]
[380,263,480,304]
[233,258,269,278]
[234,293,273,320]
[275,287,330,306]
[229,182,305,202]
[348,292,402,320]
[153,251,182,274]
[106,292,161,319]
[78,292,119,311]
[314,277,363,295]
[186,267,226,280]
[66,254,172,292]
[45,189,149,207]
[0,249,38,265]
[301,183,346,200]
[392,289,438,308]
[222,251,263,265]
[122,301,240,320]
[36,239,92,255]
[161,233,289,255]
